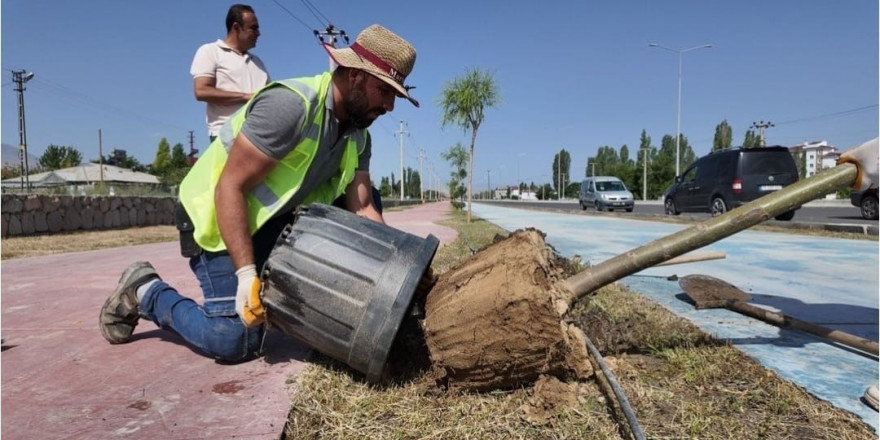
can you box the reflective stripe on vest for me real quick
[179,73,367,252]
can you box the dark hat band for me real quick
[349,42,405,84]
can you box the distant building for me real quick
[788,140,840,199]
[788,140,840,178]
[493,186,538,200]
[1,163,159,193]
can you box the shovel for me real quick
[679,274,879,357]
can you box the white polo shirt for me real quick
[190,39,270,137]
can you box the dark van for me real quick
[663,146,800,221]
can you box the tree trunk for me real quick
[467,128,478,223]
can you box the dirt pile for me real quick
[422,229,592,391]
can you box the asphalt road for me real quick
[478,199,878,228]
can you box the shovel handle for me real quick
[729,300,879,356]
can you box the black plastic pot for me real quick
[261,204,439,382]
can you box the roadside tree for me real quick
[441,142,469,205]
[439,68,500,222]
[39,144,82,170]
[552,149,572,199]
[713,119,733,151]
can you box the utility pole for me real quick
[430,163,437,201]
[13,70,34,192]
[750,121,774,147]
[487,169,491,200]
[557,152,562,200]
[418,148,426,202]
[98,129,105,185]
[640,147,649,201]
[315,24,349,70]
[187,130,199,165]
[395,120,409,201]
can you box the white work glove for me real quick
[837,137,879,191]
[235,264,266,327]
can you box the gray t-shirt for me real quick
[239,84,371,215]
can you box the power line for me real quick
[270,0,316,32]
[299,0,331,27]
[774,104,878,126]
[27,74,190,133]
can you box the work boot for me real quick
[99,261,158,344]
[864,383,879,411]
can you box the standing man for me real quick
[99,24,418,363]
[191,4,270,142]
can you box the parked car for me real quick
[850,187,879,220]
[663,146,800,221]
[579,176,634,212]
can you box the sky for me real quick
[2,1,878,191]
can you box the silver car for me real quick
[579,176,635,212]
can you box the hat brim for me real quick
[324,44,419,108]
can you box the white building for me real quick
[492,186,538,200]
[788,140,840,178]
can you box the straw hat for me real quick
[323,24,419,107]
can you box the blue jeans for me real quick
[139,191,383,362]
[138,251,263,362]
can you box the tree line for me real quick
[1,138,194,188]
[442,109,770,203]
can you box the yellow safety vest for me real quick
[179,73,367,252]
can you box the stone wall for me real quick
[1,194,176,238]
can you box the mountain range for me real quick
[2,143,41,170]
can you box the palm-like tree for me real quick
[439,68,500,222]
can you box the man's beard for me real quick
[343,81,383,129]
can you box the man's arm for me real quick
[193,76,253,105]
[214,132,278,269]
[344,171,385,224]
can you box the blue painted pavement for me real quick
[470,202,879,430]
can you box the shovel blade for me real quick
[679,274,753,310]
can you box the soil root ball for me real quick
[422,229,592,391]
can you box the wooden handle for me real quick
[729,300,879,356]
[653,251,726,267]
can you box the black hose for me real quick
[583,335,647,440]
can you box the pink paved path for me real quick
[1,202,456,440]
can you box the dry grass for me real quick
[574,286,873,440]
[282,208,876,440]
[1,225,178,260]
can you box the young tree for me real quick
[379,176,393,198]
[39,144,82,170]
[94,149,144,171]
[678,134,697,170]
[404,167,421,199]
[439,68,500,222]
[592,145,620,177]
[441,143,469,204]
[651,135,678,198]
[152,138,172,176]
[635,130,654,200]
[552,149,572,198]
[713,119,733,151]
[617,144,636,189]
[743,129,760,149]
[171,143,188,168]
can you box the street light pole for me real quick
[487,169,491,200]
[649,42,712,177]
[13,70,35,192]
